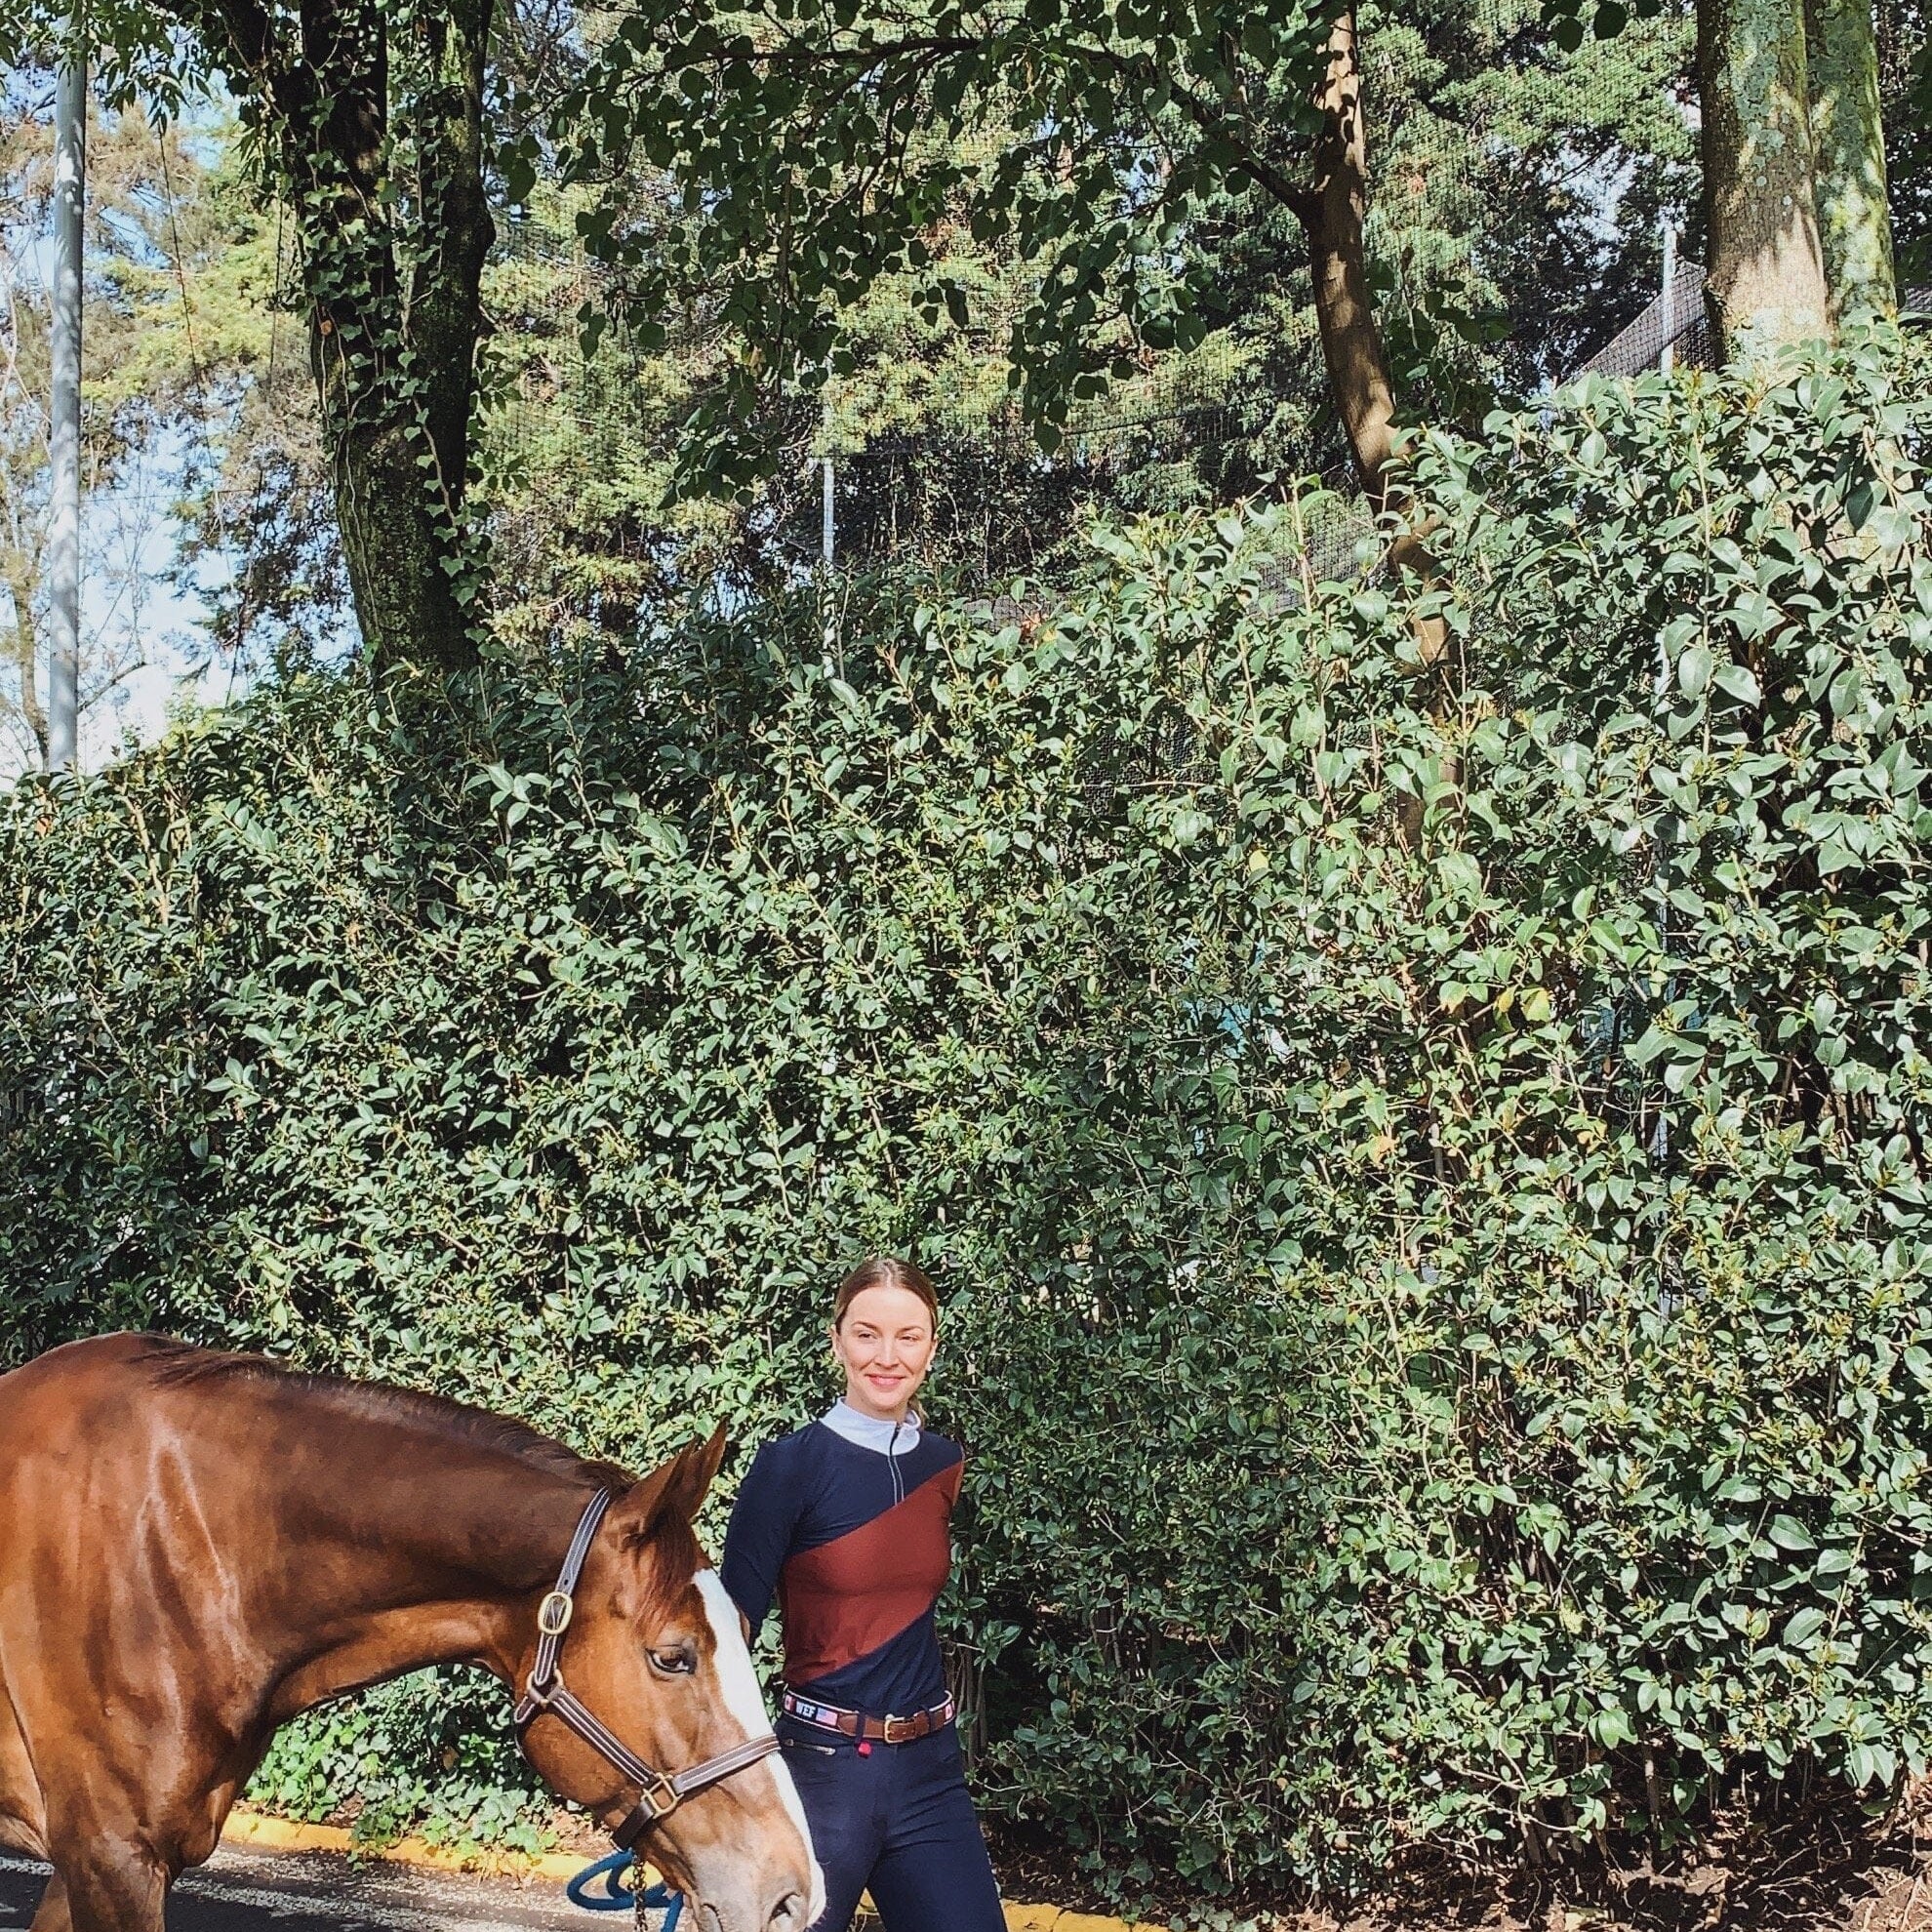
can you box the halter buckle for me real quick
[636,1771,682,1823]
[538,1590,575,1637]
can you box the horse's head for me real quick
[516,1429,823,1932]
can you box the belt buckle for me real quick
[881,1712,917,1745]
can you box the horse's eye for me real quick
[649,1645,697,1677]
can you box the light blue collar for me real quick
[820,1399,921,1455]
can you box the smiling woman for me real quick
[719,1259,1001,1932]
[828,1257,940,1427]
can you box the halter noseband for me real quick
[513,1487,781,1850]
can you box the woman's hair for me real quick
[833,1255,940,1332]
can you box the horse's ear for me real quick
[673,1422,730,1518]
[612,1424,730,1547]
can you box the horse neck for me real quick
[272,1398,602,1653]
[299,1411,597,1593]
[265,1404,604,1698]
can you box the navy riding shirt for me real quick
[721,1402,963,1717]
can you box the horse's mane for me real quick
[141,1338,633,1489]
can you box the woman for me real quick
[721,1257,1004,1932]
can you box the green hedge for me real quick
[3,324,1931,1910]
[245,1670,551,1852]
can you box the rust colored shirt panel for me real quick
[778,1460,962,1685]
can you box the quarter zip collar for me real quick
[819,1399,921,1457]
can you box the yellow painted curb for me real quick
[220,1806,645,1887]
[221,1807,1152,1931]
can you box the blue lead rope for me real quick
[566,1850,683,1929]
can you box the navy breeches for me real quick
[777,1716,1005,1932]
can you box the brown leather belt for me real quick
[781,1688,955,1745]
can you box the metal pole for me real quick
[818,454,837,667]
[1651,215,1677,1180]
[47,34,85,773]
[1658,221,1677,377]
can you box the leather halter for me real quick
[513,1488,780,1850]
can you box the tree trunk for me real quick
[1699,0,1834,353]
[1305,8,1401,513]
[1803,0,1898,316]
[1300,9,1442,619]
[166,0,493,679]
[301,0,495,678]
[324,403,484,680]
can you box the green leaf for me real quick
[1590,1706,1635,1749]
[1711,662,1761,704]
[1768,1514,1817,1551]
[1782,1606,1827,1647]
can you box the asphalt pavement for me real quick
[0,1847,631,1932]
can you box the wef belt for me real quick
[782,1688,956,1745]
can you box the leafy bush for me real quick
[2,324,1929,1909]
[247,1669,551,1852]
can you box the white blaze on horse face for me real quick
[694,1569,824,1922]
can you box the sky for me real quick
[1,418,255,785]
[82,431,255,767]
[1,82,285,785]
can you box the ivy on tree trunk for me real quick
[172,0,494,676]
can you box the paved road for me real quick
[0,1848,624,1932]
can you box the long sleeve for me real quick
[721,1440,800,1636]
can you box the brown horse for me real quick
[0,1333,822,1932]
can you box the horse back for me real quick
[0,1331,216,1483]
[0,1335,292,1855]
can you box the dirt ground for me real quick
[992,1788,1932,1931]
